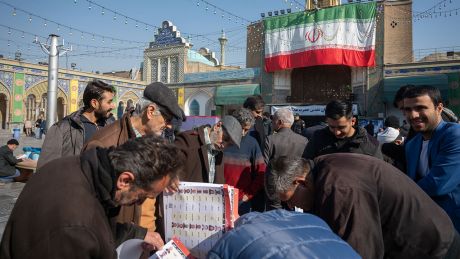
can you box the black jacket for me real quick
[0,148,146,259]
[303,126,382,159]
[313,153,455,259]
[0,145,21,177]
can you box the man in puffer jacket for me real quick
[207,209,360,259]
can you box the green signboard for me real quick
[12,73,24,123]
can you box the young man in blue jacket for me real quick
[403,85,460,232]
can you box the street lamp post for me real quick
[34,34,71,130]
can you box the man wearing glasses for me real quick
[82,82,185,238]
[1,136,184,258]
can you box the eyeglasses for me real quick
[156,105,174,123]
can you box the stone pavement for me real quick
[0,129,44,239]
[0,182,25,238]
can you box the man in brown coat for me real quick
[268,153,460,259]
[83,82,184,233]
[0,136,184,259]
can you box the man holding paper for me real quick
[0,136,184,259]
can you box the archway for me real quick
[184,90,212,116]
[25,81,68,120]
[0,82,10,129]
[119,91,140,112]
[0,93,7,129]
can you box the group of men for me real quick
[264,85,460,258]
[1,80,460,258]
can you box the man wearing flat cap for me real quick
[82,82,185,235]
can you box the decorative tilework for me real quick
[161,58,168,83]
[58,79,69,93]
[149,21,189,48]
[151,58,158,82]
[0,71,13,90]
[78,82,87,96]
[25,74,46,90]
[184,68,260,83]
[144,46,186,84]
[170,56,178,83]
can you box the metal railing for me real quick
[413,46,460,62]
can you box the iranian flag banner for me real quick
[264,2,377,72]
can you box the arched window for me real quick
[189,99,200,116]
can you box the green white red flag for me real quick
[264,2,377,72]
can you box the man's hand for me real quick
[143,231,165,251]
[165,176,180,193]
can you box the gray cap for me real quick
[221,115,242,148]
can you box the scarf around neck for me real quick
[80,147,118,216]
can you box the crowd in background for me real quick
[1,81,460,259]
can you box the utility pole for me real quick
[34,34,72,130]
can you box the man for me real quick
[83,82,184,233]
[268,154,460,259]
[364,120,374,136]
[208,210,360,259]
[302,100,382,159]
[0,139,22,182]
[264,108,308,210]
[384,85,459,174]
[403,85,460,232]
[291,113,305,135]
[377,115,401,144]
[37,80,116,169]
[224,108,266,214]
[175,115,242,184]
[0,136,183,258]
[243,95,267,152]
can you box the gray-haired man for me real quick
[264,108,308,210]
[1,136,184,258]
[82,82,185,234]
[268,153,460,259]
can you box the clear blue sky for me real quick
[0,0,458,72]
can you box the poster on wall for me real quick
[271,104,359,116]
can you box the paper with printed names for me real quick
[163,182,238,259]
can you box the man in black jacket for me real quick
[303,100,382,159]
[1,136,183,258]
[0,139,22,182]
[268,154,460,259]
[38,80,116,169]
